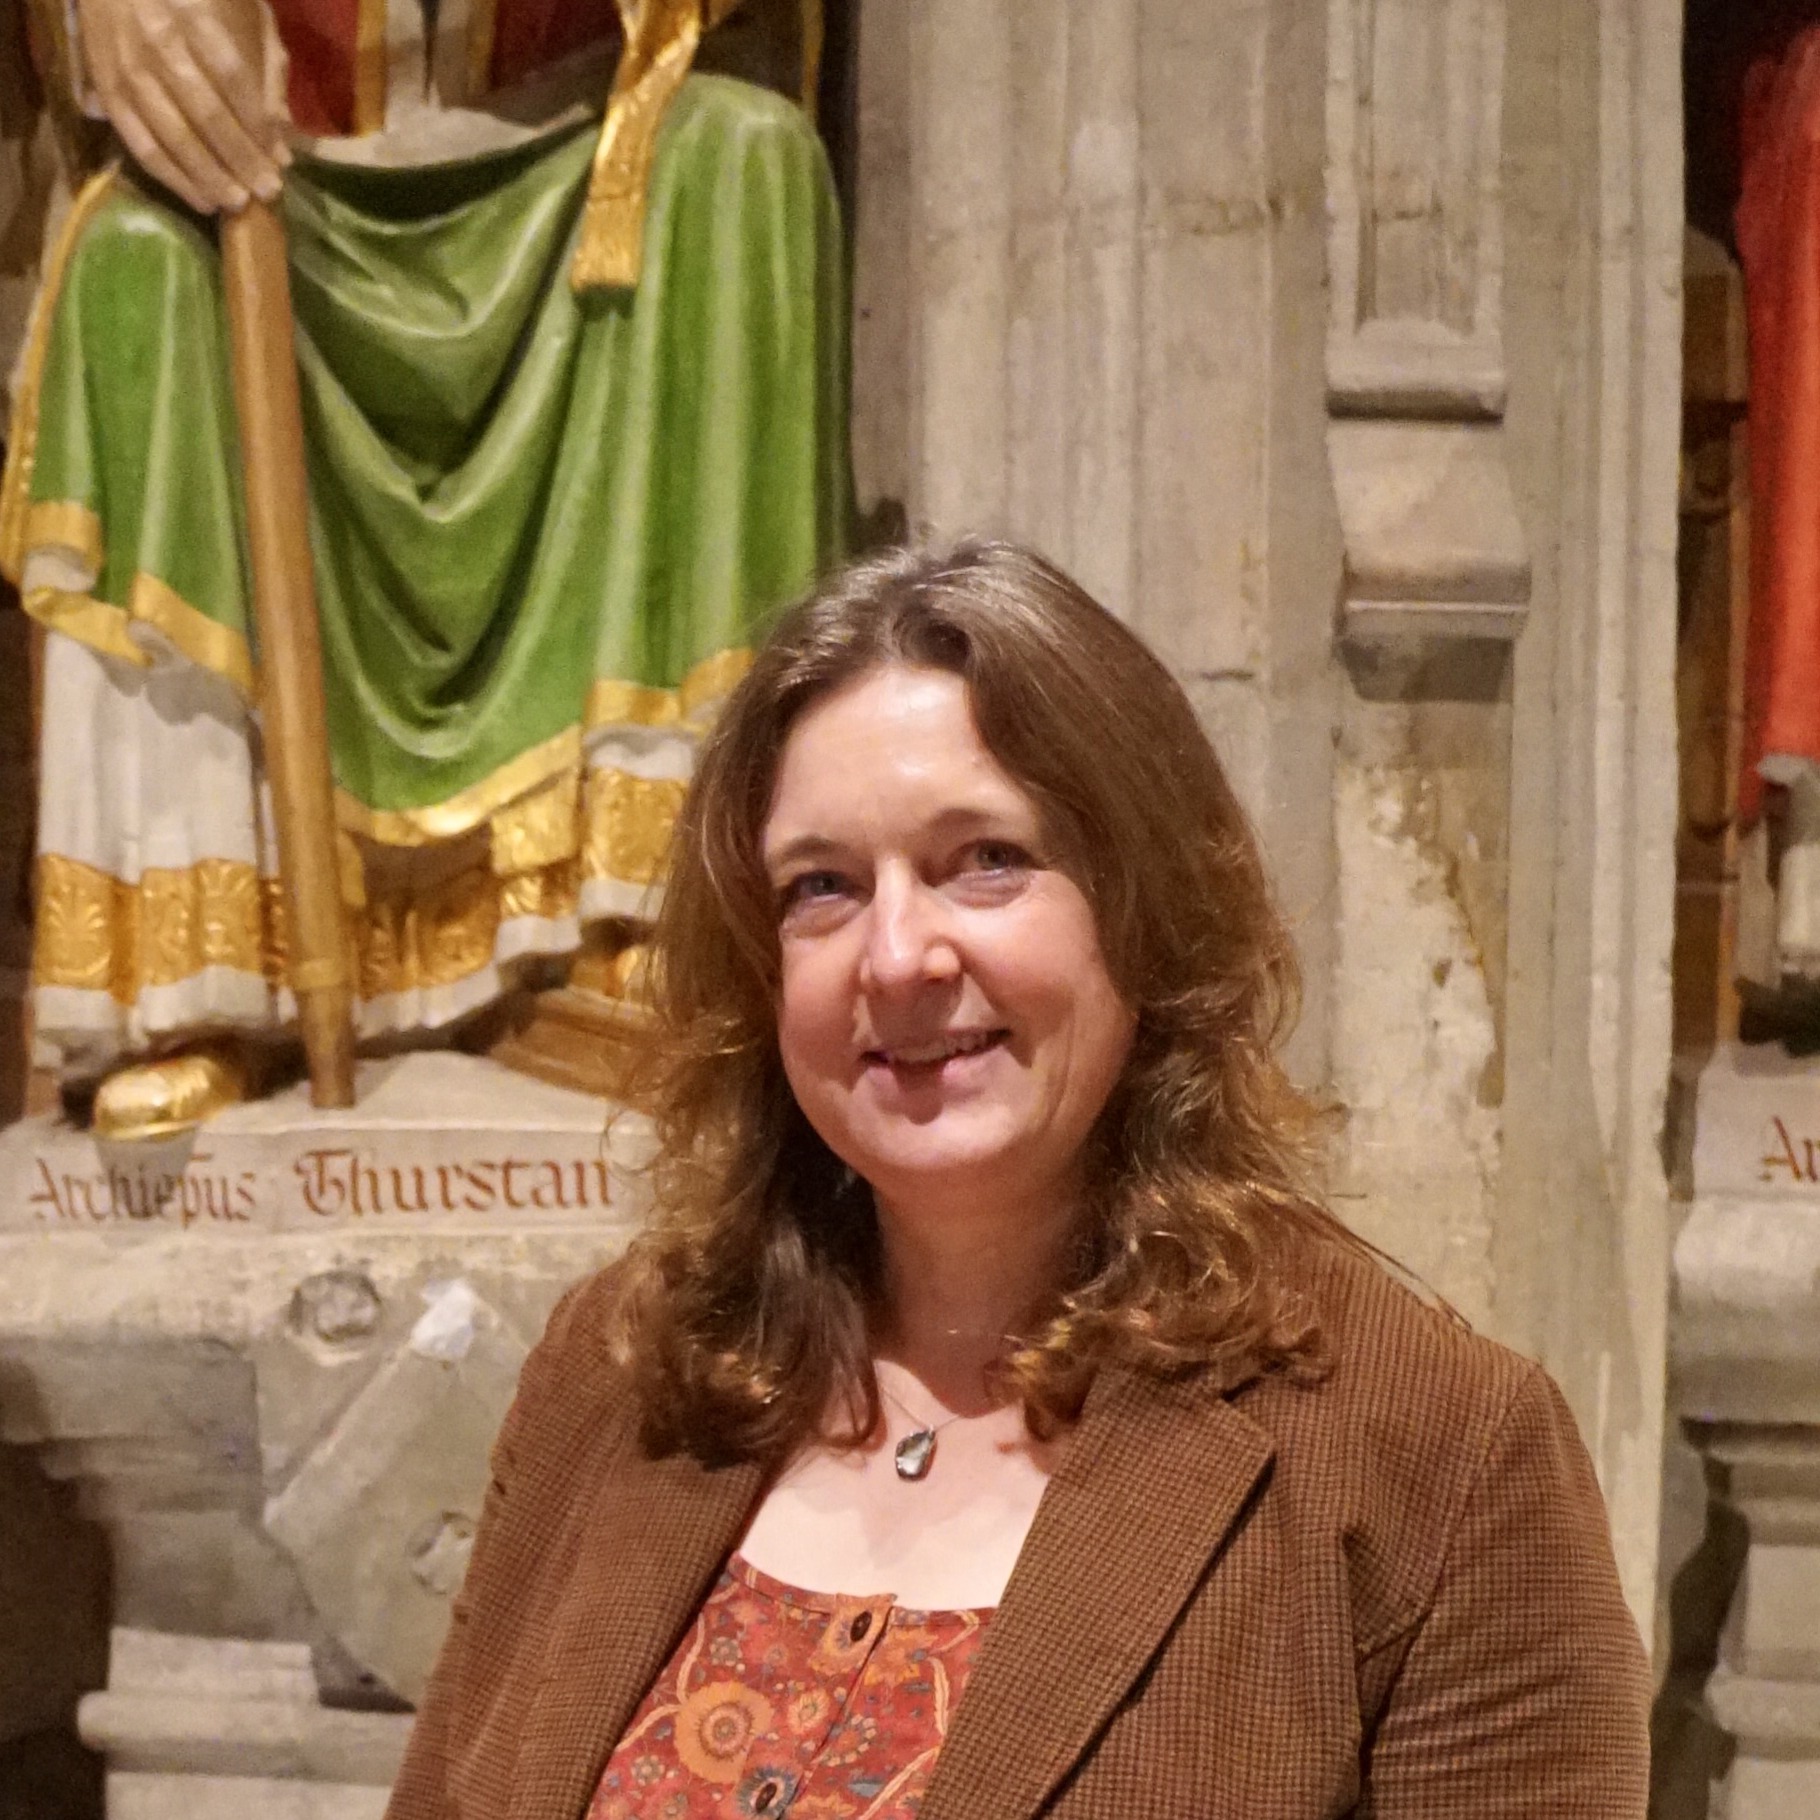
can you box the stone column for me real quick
[853,0,1341,1076]
[851,0,1682,1631]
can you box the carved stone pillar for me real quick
[1324,0,1528,643]
[854,0,1342,1075]
[1677,1050,1820,1815]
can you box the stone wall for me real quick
[851,0,1682,1632]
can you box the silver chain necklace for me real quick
[879,1382,967,1481]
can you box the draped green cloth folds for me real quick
[18,74,849,832]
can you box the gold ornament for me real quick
[93,1045,249,1142]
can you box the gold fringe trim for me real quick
[572,0,755,292]
[35,855,266,1002]
[586,645,752,731]
[582,765,688,887]
[354,0,389,134]
[21,568,256,698]
[490,768,581,875]
[35,758,688,1012]
[0,167,119,584]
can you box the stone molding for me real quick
[80,1630,405,1819]
[1675,1050,1820,1812]
[1324,0,1530,643]
[0,1055,638,1711]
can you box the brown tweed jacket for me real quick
[385,1244,1650,1820]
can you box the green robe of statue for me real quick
[1,74,849,1072]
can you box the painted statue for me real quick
[1,0,849,1136]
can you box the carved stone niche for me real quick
[1325,0,1530,645]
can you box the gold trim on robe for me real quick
[21,568,258,697]
[23,587,151,673]
[130,572,258,695]
[0,167,119,583]
[35,764,686,1015]
[585,645,753,730]
[354,0,389,133]
[21,500,104,574]
[335,724,585,846]
[582,766,688,888]
[467,0,501,98]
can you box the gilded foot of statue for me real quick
[91,1046,250,1142]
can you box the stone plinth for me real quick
[1676,1045,1820,1817]
[0,1054,648,1712]
[79,1629,407,1820]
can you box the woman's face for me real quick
[761,663,1136,1224]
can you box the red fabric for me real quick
[273,0,361,137]
[263,0,619,138]
[587,1556,992,1819]
[1739,25,1820,821]
[487,0,620,93]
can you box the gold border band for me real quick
[0,167,119,583]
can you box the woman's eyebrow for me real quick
[767,803,1033,872]
[764,832,846,872]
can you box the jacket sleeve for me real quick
[383,1276,595,1820]
[1359,1365,1652,1819]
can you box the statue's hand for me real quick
[77,0,291,214]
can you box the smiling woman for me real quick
[386,541,1651,1820]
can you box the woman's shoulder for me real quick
[503,1258,641,1443]
[1293,1237,1541,1436]
[1262,1236,1567,1475]
[1240,1239,1613,1647]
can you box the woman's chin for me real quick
[842,1118,1033,1203]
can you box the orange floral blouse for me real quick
[587,1555,994,1820]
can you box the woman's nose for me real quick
[861,873,959,992]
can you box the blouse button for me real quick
[754,1779,782,1812]
[848,1610,872,1643]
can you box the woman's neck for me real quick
[870,1188,1076,1414]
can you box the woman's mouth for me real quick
[866,1029,1009,1070]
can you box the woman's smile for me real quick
[762,663,1136,1217]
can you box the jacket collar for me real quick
[920,1365,1275,1820]
[508,1364,1274,1820]
[506,1428,765,1820]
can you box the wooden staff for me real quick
[220,199,356,1109]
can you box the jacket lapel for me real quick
[505,1435,764,1820]
[920,1368,1275,1820]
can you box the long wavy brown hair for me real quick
[611,539,1358,1463]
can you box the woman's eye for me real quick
[967,841,1030,874]
[780,870,847,911]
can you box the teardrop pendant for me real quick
[893,1428,937,1481]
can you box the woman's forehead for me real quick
[760,666,1038,858]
